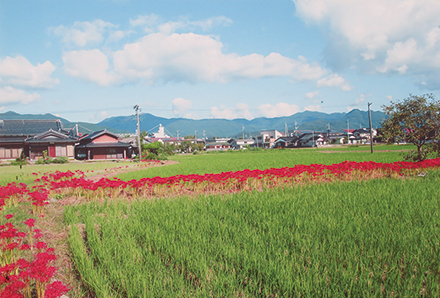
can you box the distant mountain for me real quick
[0,111,129,134]
[1,109,386,138]
[98,109,386,137]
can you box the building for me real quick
[0,119,76,160]
[205,142,231,151]
[75,129,132,160]
[25,129,77,159]
[255,130,285,148]
[229,138,255,150]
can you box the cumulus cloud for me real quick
[51,20,116,47]
[0,56,59,88]
[111,32,327,84]
[130,14,232,34]
[62,49,119,86]
[172,97,193,116]
[0,86,40,105]
[210,103,253,120]
[62,30,330,86]
[257,102,300,118]
[294,0,440,87]
[304,105,322,111]
[317,74,352,91]
[347,94,369,111]
[305,91,319,99]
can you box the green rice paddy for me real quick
[62,145,440,297]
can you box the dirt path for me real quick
[34,159,178,297]
[86,160,178,182]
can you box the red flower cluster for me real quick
[0,215,68,298]
[44,158,440,200]
[0,183,28,211]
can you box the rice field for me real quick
[3,144,439,297]
[64,168,440,297]
[117,144,414,180]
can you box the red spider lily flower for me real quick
[5,214,14,220]
[24,218,35,228]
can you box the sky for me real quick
[1,0,439,123]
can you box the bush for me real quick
[35,157,52,165]
[35,156,68,164]
[10,158,29,166]
[52,156,69,164]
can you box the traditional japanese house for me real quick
[75,129,132,160]
[0,119,72,159]
[24,129,78,159]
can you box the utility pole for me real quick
[195,130,197,139]
[134,105,142,161]
[242,126,245,139]
[327,123,330,138]
[285,122,288,136]
[368,102,374,154]
[347,119,350,145]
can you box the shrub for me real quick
[10,158,29,166]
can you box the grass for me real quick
[0,160,137,186]
[64,169,440,297]
[117,144,415,180]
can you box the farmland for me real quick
[1,144,440,297]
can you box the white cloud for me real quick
[130,14,232,34]
[347,94,369,111]
[304,105,322,111]
[0,86,40,105]
[63,49,119,86]
[294,0,440,87]
[51,20,116,47]
[0,56,59,88]
[305,91,319,99]
[112,32,327,84]
[210,103,253,120]
[317,74,352,91]
[172,97,193,116]
[257,102,300,118]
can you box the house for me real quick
[24,129,77,159]
[0,119,75,159]
[273,132,326,148]
[229,138,255,150]
[353,128,377,144]
[75,129,132,160]
[205,142,231,151]
[255,130,285,148]
[299,133,326,147]
[272,136,302,148]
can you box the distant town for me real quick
[0,119,378,162]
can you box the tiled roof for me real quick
[0,119,63,136]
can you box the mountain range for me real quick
[0,109,386,138]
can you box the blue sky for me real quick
[1,0,439,123]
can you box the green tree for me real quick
[381,94,440,161]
